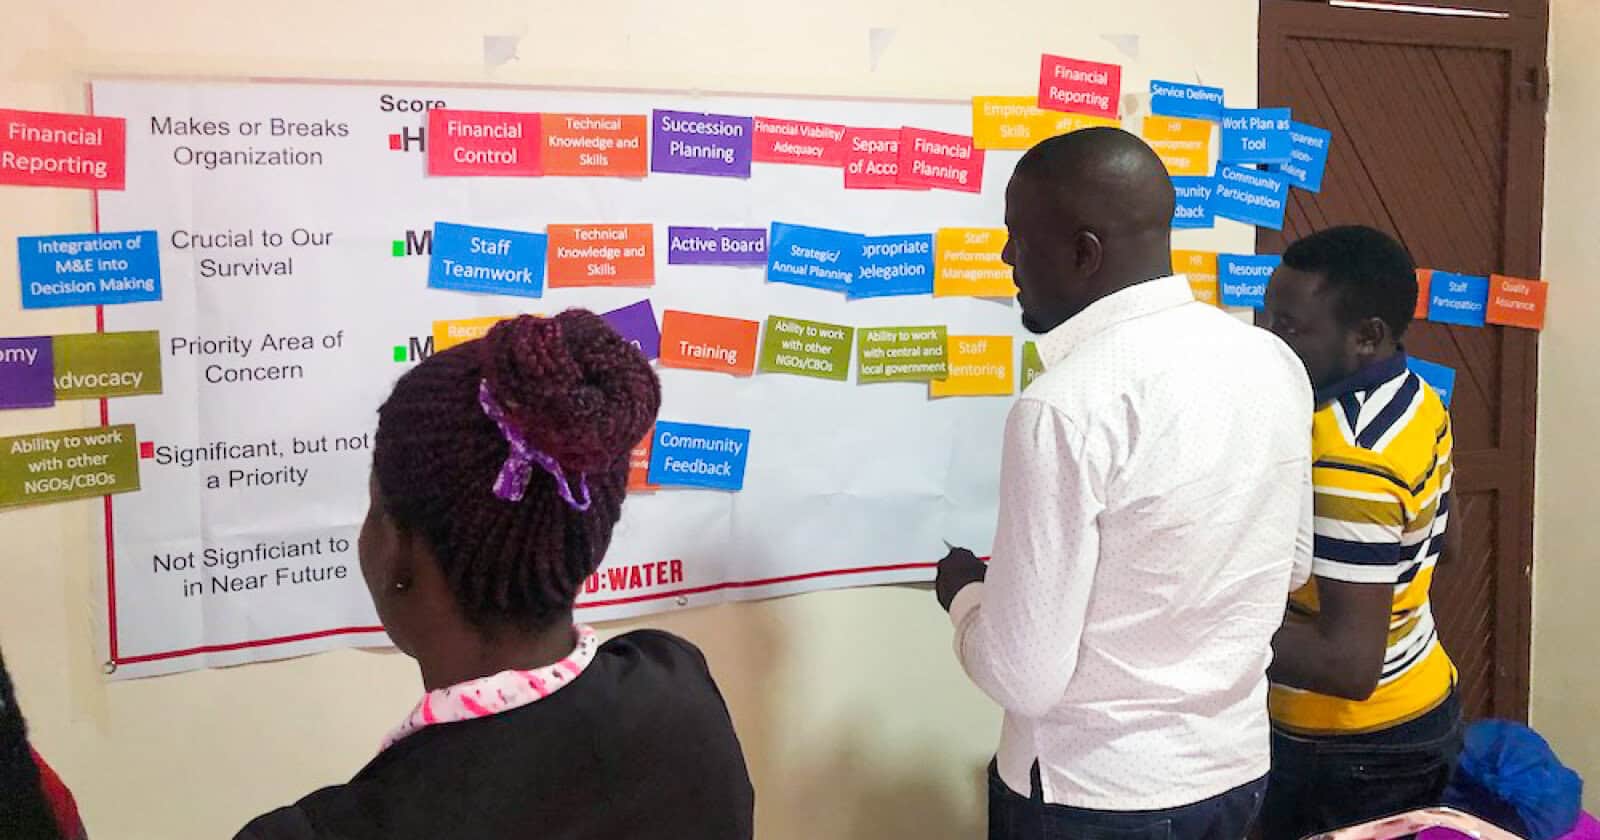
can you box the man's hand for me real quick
[935,547,986,611]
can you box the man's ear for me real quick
[1073,229,1104,276]
[1354,316,1389,354]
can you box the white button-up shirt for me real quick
[950,275,1314,811]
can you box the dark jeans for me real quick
[1260,690,1463,840]
[988,760,1267,839]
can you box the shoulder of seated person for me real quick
[602,628,710,669]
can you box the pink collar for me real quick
[381,625,600,752]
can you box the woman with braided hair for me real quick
[238,311,753,839]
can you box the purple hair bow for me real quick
[478,380,591,511]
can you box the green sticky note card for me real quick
[52,331,163,400]
[857,325,949,383]
[1021,340,1045,390]
[758,316,854,381]
[0,424,140,509]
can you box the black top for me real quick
[237,630,754,840]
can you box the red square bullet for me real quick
[139,442,154,459]
[388,134,403,150]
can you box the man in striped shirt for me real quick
[1258,226,1462,839]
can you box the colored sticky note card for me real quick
[0,109,126,190]
[433,315,514,352]
[931,335,1015,398]
[1212,165,1291,230]
[647,421,751,491]
[973,97,1076,150]
[1486,274,1548,330]
[546,224,654,287]
[1428,271,1490,327]
[601,299,662,360]
[426,109,541,176]
[658,310,759,376]
[897,127,984,193]
[1174,250,1220,306]
[628,429,659,492]
[1220,107,1292,164]
[1172,176,1216,229]
[650,110,753,178]
[1415,269,1433,319]
[843,128,915,190]
[1149,80,1226,121]
[1218,253,1282,309]
[0,337,55,409]
[1274,121,1332,192]
[1020,340,1046,390]
[18,230,161,309]
[758,316,854,382]
[428,222,547,299]
[666,227,767,266]
[1408,357,1456,408]
[857,325,948,384]
[753,117,847,167]
[1038,55,1122,118]
[540,113,648,177]
[52,331,162,400]
[1141,116,1212,176]
[0,424,140,509]
[934,228,1014,298]
[767,223,861,293]
[853,233,934,298]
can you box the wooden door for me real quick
[1258,0,1547,721]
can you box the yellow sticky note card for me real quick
[931,335,1014,397]
[433,315,513,351]
[1141,116,1212,176]
[972,96,1121,150]
[1173,250,1219,306]
[935,228,1015,298]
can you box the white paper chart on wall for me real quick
[91,79,1040,679]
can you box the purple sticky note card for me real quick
[667,226,768,266]
[650,110,754,178]
[0,336,55,409]
[601,299,662,361]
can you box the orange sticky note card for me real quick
[547,224,655,287]
[1173,249,1220,306]
[628,430,658,491]
[1486,274,1548,330]
[433,315,515,351]
[930,335,1014,397]
[1141,116,1212,176]
[541,113,648,177]
[935,228,1015,297]
[1414,269,1433,319]
[658,310,760,376]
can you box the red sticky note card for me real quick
[1037,55,1122,118]
[628,430,659,491]
[546,224,655,287]
[1486,274,1548,330]
[844,128,920,190]
[897,127,984,193]
[1414,269,1433,320]
[0,109,126,190]
[753,117,847,167]
[427,109,541,176]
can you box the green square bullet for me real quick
[392,345,407,363]
[391,240,405,257]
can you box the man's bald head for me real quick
[1002,128,1177,333]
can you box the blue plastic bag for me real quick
[1443,720,1583,840]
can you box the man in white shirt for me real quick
[935,128,1314,839]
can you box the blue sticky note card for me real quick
[1220,107,1292,164]
[18,231,162,309]
[1427,271,1489,327]
[647,421,751,491]
[1408,357,1456,408]
[1273,121,1332,192]
[851,233,934,298]
[1218,253,1282,309]
[1149,80,1226,121]
[767,222,861,293]
[1171,176,1216,229]
[1212,165,1291,230]
[428,222,547,299]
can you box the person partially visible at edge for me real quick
[237,311,754,840]
[1258,225,1462,839]
[1,646,89,840]
[933,127,1315,840]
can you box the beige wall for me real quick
[1532,0,1600,813]
[0,2,1256,838]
